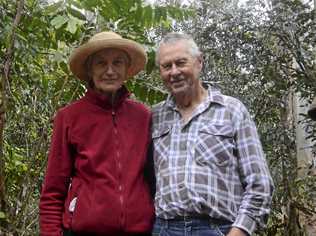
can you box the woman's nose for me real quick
[105,64,115,74]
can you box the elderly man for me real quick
[151,32,274,236]
[39,32,154,236]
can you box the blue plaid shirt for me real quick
[152,86,274,235]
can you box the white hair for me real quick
[155,32,202,65]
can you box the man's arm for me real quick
[232,107,274,235]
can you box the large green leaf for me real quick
[51,15,68,29]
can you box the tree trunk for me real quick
[280,91,304,236]
[0,0,24,228]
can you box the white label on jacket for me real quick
[69,197,77,212]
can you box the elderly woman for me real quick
[39,32,155,236]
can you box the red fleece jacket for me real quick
[39,87,154,236]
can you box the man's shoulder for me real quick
[209,88,251,122]
[222,94,245,109]
[152,100,167,113]
[211,89,248,112]
[151,100,170,127]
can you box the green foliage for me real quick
[2,0,315,235]
[0,0,191,235]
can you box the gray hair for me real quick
[155,32,202,66]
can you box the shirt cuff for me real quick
[232,213,257,236]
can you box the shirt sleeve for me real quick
[39,110,74,236]
[232,108,274,235]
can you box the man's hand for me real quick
[226,227,248,236]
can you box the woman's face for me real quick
[88,48,130,95]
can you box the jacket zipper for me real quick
[112,109,125,229]
[112,110,116,126]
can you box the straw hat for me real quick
[308,97,316,120]
[69,31,147,80]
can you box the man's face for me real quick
[89,48,130,95]
[158,40,202,96]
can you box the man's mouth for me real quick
[170,77,184,83]
[171,78,185,87]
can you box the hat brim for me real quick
[69,38,147,81]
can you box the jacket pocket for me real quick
[70,181,93,232]
[195,123,235,167]
[70,179,121,234]
[63,178,82,229]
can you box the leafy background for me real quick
[0,0,315,235]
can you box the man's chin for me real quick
[171,87,189,97]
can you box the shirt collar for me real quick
[165,84,225,109]
[206,86,225,106]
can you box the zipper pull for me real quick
[112,110,116,126]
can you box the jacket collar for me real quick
[85,86,130,109]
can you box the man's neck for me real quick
[175,83,207,109]
[174,83,207,122]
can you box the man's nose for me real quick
[170,64,180,76]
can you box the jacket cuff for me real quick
[232,213,256,236]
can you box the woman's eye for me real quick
[94,60,104,65]
[113,60,124,65]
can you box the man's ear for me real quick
[197,54,203,70]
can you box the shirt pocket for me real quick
[195,123,235,167]
[152,126,170,169]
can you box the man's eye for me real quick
[161,64,171,70]
[176,60,187,67]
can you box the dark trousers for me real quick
[152,217,232,236]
